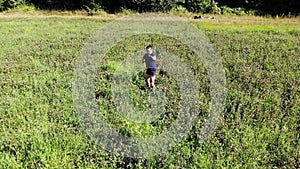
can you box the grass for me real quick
[0,13,299,168]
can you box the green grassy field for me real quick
[0,14,299,168]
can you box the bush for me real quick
[28,0,84,10]
[221,6,249,15]
[104,0,183,13]
[0,0,297,15]
[0,0,26,10]
[0,0,3,11]
[84,1,103,15]
[210,1,221,14]
[184,0,221,14]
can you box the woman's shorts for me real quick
[146,68,157,76]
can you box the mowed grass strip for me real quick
[0,15,299,168]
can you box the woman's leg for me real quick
[145,74,151,87]
[150,75,156,88]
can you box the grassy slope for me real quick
[0,14,299,168]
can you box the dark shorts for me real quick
[146,68,157,76]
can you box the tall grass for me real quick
[0,15,299,168]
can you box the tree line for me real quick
[0,0,299,15]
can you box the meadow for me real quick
[0,13,299,168]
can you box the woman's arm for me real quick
[142,55,145,63]
[152,55,156,61]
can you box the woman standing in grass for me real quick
[142,45,157,88]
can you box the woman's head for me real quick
[146,45,153,54]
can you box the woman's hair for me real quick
[146,45,152,49]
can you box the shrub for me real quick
[221,6,248,15]
[0,0,3,11]
[1,0,26,10]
